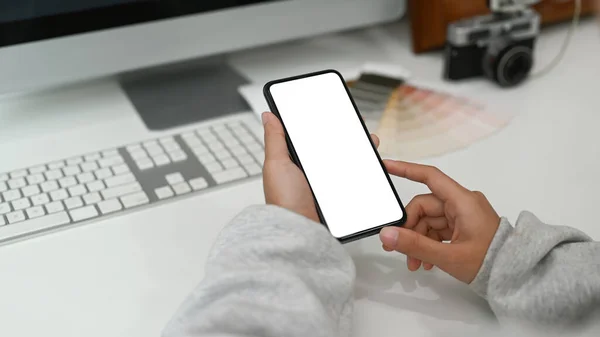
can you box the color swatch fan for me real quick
[374,83,509,160]
[347,71,510,160]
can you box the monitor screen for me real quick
[0,0,277,47]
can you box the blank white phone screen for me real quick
[269,72,404,239]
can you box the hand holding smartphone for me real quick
[263,70,406,243]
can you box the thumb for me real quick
[262,112,290,162]
[380,227,452,268]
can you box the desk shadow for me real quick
[353,253,497,325]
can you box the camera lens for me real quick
[497,46,533,87]
[483,38,534,88]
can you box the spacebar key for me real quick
[0,212,71,243]
[101,182,142,200]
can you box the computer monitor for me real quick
[0,0,406,96]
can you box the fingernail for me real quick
[261,112,269,125]
[380,227,399,247]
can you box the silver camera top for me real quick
[447,8,540,47]
[488,0,541,13]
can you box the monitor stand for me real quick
[120,57,251,131]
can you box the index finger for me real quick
[383,160,468,201]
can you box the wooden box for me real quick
[409,0,596,53]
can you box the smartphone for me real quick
[263,69,406,243]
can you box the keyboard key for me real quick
[10,170,27,179]
[120,192,149,208]
[0,203,10,214]
[111,164,130,175]
[77,172,95,184]
[68,185,87,197]
[87,180,105,192]
[154,186,174,200]
[0,174,8,181]
[6,210,25,224]
[93,168,112,180]
[153,154,170,167]
[12,198,31,210]
[59,176,77,188]
[27,173,45,185]
[159,136,176,145]
[126,144,142,153]
[130,150,148,160]
[84,153,101,162]
[238,154,256,165]
[45,201,64,214]
[189,178,208,191]
[45,169,64,181]
[3,190,21,202]
[22,185,41,197]
[105,173,135,188]
[222,158,239,169]
[169,150,187,162]
[50,189,69,201]
[146,145,164,156]
[209,143,225,152]
[172,183,191,195]
[0,216,5,227]
[229,146,247,156]
[143,140,159,149]
[67,157,83,165]
[98,199,122,214]
[0,212,70,239]
[40,180,60,192]
[8,178,26,189]
[81,162,99,173]
[48,161,65,170]
[102,149,120,158]
[99,156,124,168]
[64,197,83,210]
[162,141,181,153]
[101,182,142,200]
[197,153,216,164]
[136,157,154,170]
[185,137,203,148]
[0,181,7,192]
[63,165,81,176]
[31,193,50,206]
[205,162,222,173]
[223,138,240,147]
[244,163,263,176]
[29,165,47,174]
[252,150,265,164]
[69,205,98,222]
[216,151,232,161]
[83,192,102,205]
[26,206,45,219]
[165,173,184,185]
[212,168,248,184]
[246,143,263,153]
[202,134,218,144]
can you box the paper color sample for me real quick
[375,83,509,160]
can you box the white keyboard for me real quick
[0,119,264,244]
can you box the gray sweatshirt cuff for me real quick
[469,217,513,298]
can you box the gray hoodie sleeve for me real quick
[470,211,600,328]
[162,205,355,337]
[163,205,600,337]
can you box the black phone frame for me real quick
[263,69,407,244]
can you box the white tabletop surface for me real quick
[0,18,599,337]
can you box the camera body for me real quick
[488,0,541,13]
[443,8,541,87]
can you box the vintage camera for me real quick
[443,1,541,87]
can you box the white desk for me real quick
[0,19,599,337]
